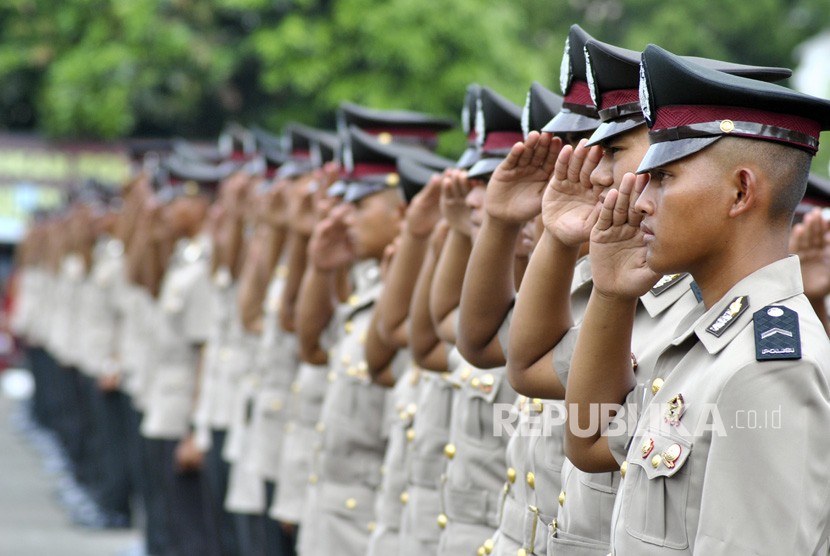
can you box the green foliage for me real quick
[0,0,827,170]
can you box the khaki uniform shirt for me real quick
[551,273,700,556]
[611,257,830,554]
[437,344,519,556]
[300,262,395,556]
[141,235,213,440]
[77,238,124,378]
[367,359,422,556]
[492,256,593,556]
[271,260,379,526]
[398,361,456,556]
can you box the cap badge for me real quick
[378,132,393,145]
[664,393,685,426]
[386,173,400,187]
[638,62,653,126]
[559,36,573,94]
[585,45,599,107]
[474,97,486,147]
[719,119,735,133]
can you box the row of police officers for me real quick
[10,23,830,556]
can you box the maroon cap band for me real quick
[350,162,398,178]
[483,131,524,152]
[563,81,599,117]
[652,104,820,152]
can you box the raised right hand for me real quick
[541,139,603,247]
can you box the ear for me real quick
[728,167,757,218]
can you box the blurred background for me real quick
[0,0,827,249]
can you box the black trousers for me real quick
[160,439,220,556]
[204,429,240,556]
[140,435,172,556]
[90,387,133,517]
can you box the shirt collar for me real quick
[670,256,804,355]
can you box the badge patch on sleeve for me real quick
[753,305,801,361]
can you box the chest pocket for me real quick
[622,427,693,550]
[457,368,515,449]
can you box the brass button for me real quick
[308,473,318,485]
[327,371,337,382]
[406,402,417,417]
[290,382,301,393]
[341,354,351,365]
[651,377,664,395]
[400,491,409,505]
[517,549,527,556]
[506,467,516,483]
[315,422,325,433]
[526,471,535,489]
[477,547,486,556]
[406,428,415,442]
[444,443,456,459]
[460,367,472,381]
[483,538,494,554]
[367,521,376,533]
[620,460,628,478]
[651,455,662,469]
[348,294,359,306]
[481,373,495,386]
[719,119,735,133]
[471,377,480,388]
[437,513,448,529]
[344,320,354,334]
[345,498,357,510]
[346,367,358,377]
[558,490,565,506]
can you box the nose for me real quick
[590,156,613,189]
[465,184,485,209]
[633,175,654,216]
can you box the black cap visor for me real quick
[636,136,722,174]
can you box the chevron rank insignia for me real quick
[706,295,749,337]
[753,305,801,361]
[650,273,688,296]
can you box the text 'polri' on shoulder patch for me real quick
[706,295,749,337]
[753,305,801,361]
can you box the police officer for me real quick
[564,44,830,554]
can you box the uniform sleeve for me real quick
[693,359,830,554]
[182,267,214,345]
[496,306,514,359]
[552,324,580,387]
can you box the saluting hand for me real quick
[405,173,443,238]
[590,173,659,300]
[541,139,603,247]
[309,204,355,272]
[790,207,830,303]
[485,131,563,224]
[439,169,472,236]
